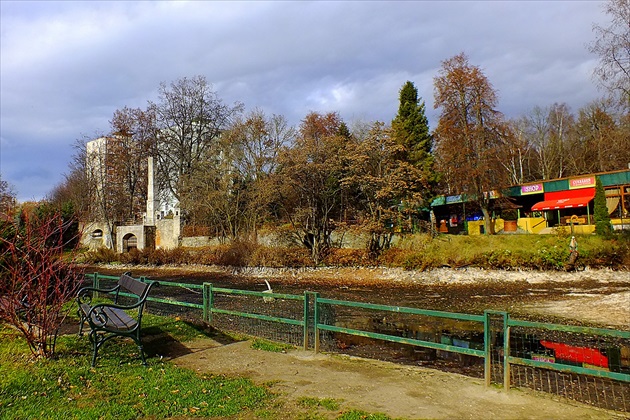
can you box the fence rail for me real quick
[86,272,630,412]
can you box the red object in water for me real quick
[540,341,608,368]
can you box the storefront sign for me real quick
[521,183,543,195]
[569,176,596,189]
[445,195,464,204]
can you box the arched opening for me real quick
[122,233,138,253]
[91,229,103,238]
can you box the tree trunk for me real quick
[481,206,495,235]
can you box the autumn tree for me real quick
[180,109,294,240]
[589,0,630,110]
[227,109,295,237]
[275,112,346,264]
[343,121,428,255]
[433,53,511,234]
[48,167,90,221]
[107,106,156,222]
[149,76,242,208]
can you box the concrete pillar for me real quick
[145,157,158,226]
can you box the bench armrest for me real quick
[88,300,145,314]
[77,285,121,305]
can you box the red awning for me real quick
[531,195,594,211]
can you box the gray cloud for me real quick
[0,1,606,201]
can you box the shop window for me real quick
[605,188,621,217]
[624,186,630,217]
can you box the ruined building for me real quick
[81,137,180,253]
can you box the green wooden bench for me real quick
[77,272,159,367]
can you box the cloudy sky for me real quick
[1,1,608,202]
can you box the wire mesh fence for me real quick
[85,273,630,414]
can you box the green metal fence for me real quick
[86,273,630,411]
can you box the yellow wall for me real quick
[518,217,547,234]
[467,220,485,235]
[466,217,601,234]
[467,217,547,234]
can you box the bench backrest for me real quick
[118,273,151,300]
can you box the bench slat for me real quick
[118,274,149,297]
[99,307,136,331]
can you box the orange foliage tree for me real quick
[433,53,513,234]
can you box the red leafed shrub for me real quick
[0,209,85,359]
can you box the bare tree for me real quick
[520,104,575,180]
[149,76,242,206]
[589,0,630,110]
[108,106,156,222]
[504,118,534,185]
[0,174,17,215]
[569,100,618,174]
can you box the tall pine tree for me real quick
[391,81,433,170]
[391,81,436,214]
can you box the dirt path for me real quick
[168,338,620,420]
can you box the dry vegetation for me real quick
[81,231,630,271]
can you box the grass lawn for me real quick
[0,313,394,420]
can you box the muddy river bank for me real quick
[84,264,630,328]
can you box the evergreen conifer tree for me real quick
[593,177,612,236]
[391,81,433,169]
[391,81,436,216]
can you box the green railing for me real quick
[313,295,486,360]
[86,273,630,392]
[504,313,630,385]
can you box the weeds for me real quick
[251,338,294,353]
[298,396,341,411]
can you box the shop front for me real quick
[431,170,630,235]
[531,188,595,226]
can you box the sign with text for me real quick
[521,183,543,195]
[569,176,596,189]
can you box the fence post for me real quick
[303,292,310,350]
[504,312,511,391]
[484,310,510,390]
[93,272,99,299]
[484,310,491,388]
[202,283,213,323]
[313,292,320,353]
